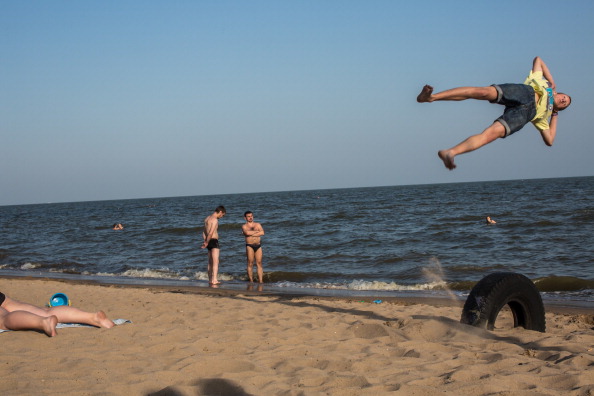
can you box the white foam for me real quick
[275,280,447,292]
[193,271,234,282]
[20,262,39,270]
[120,268,181,279]
[346,279,447,291]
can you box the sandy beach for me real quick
[1,277,593,395]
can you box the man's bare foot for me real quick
[417,85,434,102]
[95,311,115,328]
[438,150,456,170]
[42,315,58,337]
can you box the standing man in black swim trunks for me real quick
[242,211,265,283]
[201,205,226,285]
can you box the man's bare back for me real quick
[202,213,220,248]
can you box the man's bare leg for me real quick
[209,249,220,285]
[1,310,59,337]
[48,306,115,328]
[438,122,506,170]
[246,246,255,283]
[208,258,212,281]
[255,249,264,284]
[207,252,213,283]
[3,297,114,329]
[418,85,498,102]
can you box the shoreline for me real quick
[2,272,593,315]
[1,276,593,395]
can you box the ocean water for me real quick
[1,177,593,305]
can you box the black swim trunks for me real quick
[206,238,220,250]
[0,292,5,306]
[246,243,262,252]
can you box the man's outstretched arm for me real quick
[540,113,558,146]
[532,56,556,90]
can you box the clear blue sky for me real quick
[2,1,593,205]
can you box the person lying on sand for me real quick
[0,291,114,337]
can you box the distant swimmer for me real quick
[242,211,265,283]
[486,216,497,225]
[417,56,571,170]
[112,223,124,230]
[201,206,226,286]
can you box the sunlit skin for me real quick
[242,212,265,283]
[0,295,114,337]
[553,93,571,110]
[202,207,226,285]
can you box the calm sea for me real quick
[1,177,593,306]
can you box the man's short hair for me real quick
[215,206,226,214]
[244,211,253,217]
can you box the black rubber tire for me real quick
[460,272,546,332]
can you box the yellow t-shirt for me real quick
[524,70,554,132]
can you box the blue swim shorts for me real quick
[490,83,537,137]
